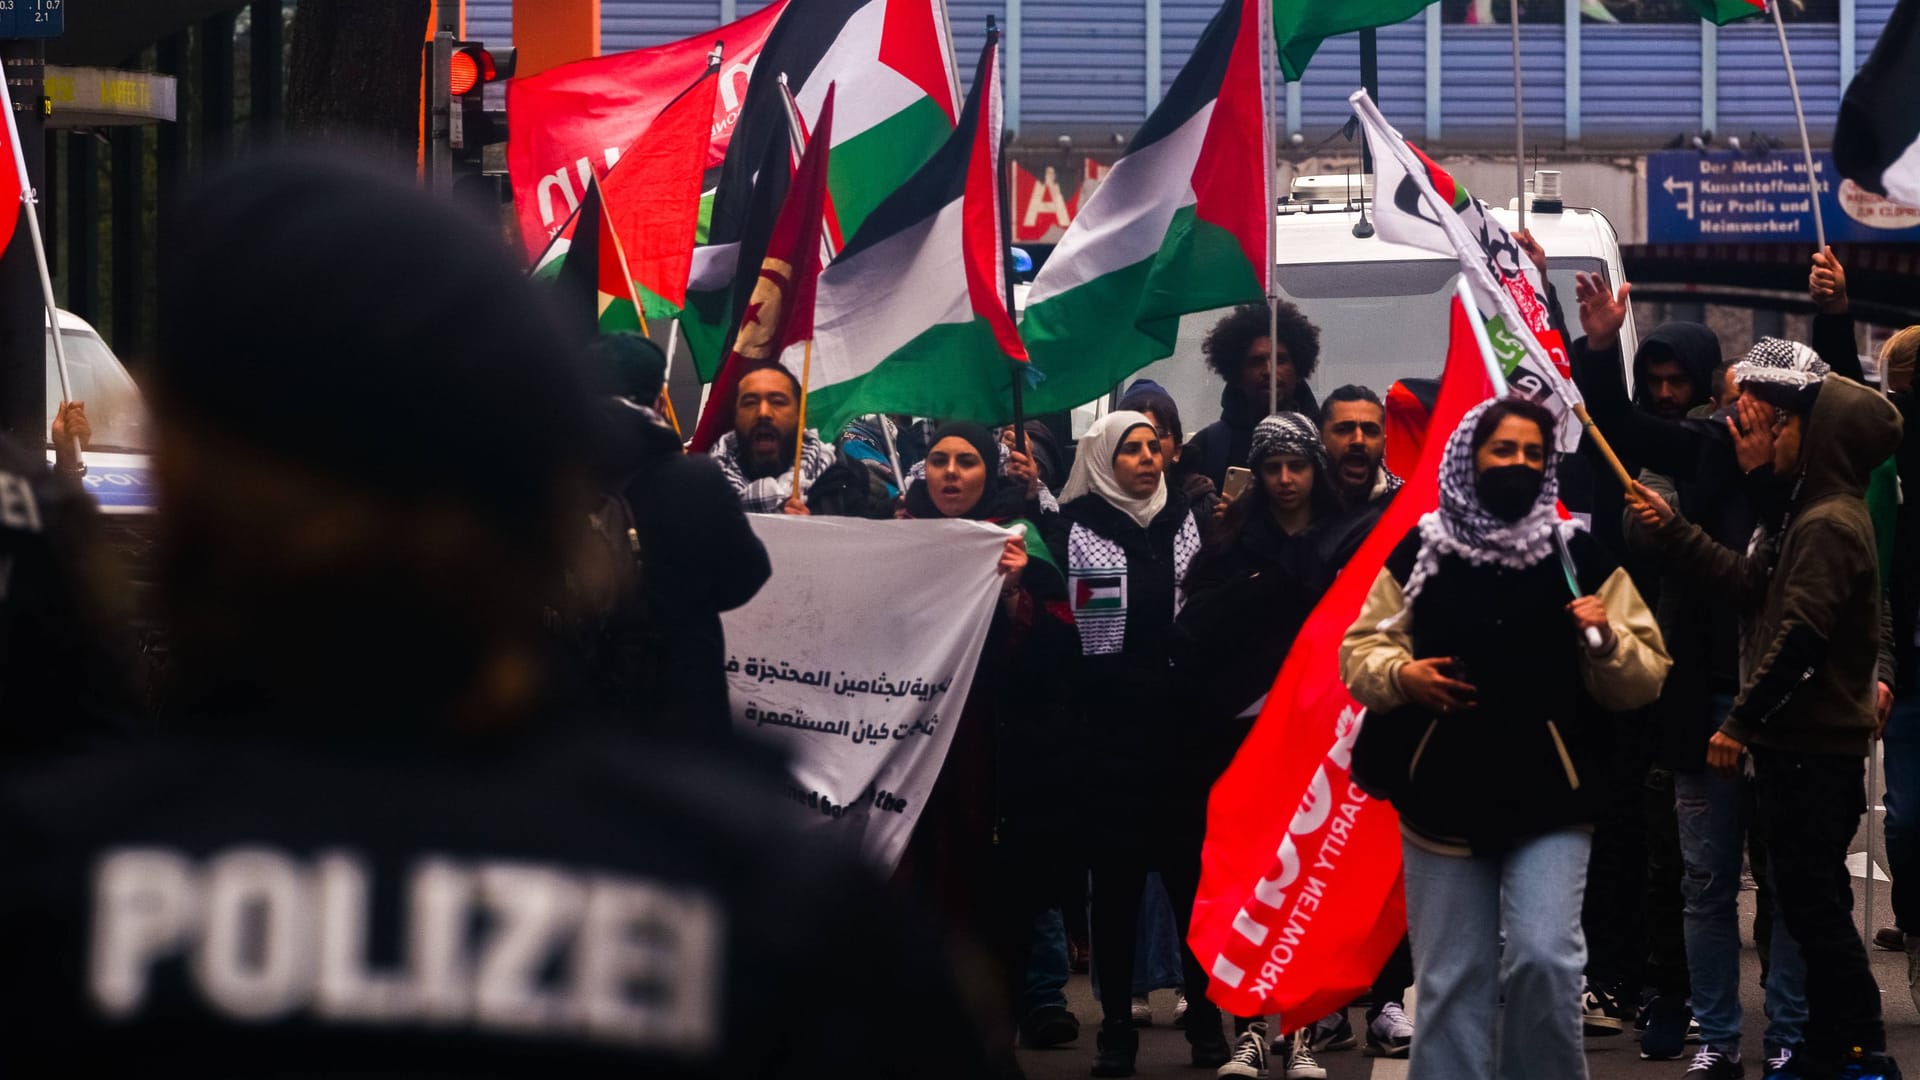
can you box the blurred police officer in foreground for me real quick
[0,155,991,1078]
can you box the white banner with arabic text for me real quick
[722,515,1008,869]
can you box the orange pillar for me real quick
[515,0,601,77]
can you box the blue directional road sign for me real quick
[1646,150,1920,245]
[0,0,64,39]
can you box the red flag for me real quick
[1190,296,1494,1022]
[0,107,19,257]
[606,65,720,317]
[505,1,787,257]
[687,85,835,453]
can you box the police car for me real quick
[1076,170,1640,436]
[42,309,157,515]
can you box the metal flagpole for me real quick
[1510,0,1527,232]
[0,55,72,408]
[1262,0,1280,417]
[1768,0,1827,250]
[988,18,1029,459]
[660,320,686,440]
[1868,742,1881,942]
[1457,278,1604,649]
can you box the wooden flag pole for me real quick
[1572,402,1634,492]
[792,338,814,499]
[1768,0,1827,250]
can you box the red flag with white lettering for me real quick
[1189,296,1493,1022]
[505,1,787,258]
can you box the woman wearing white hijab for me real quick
[1051,411,1225,1074]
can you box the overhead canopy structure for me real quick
[44,67,178,128]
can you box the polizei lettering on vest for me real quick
[89,847,724,1053]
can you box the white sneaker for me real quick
[1285,1028,1328,1080]
[1365,1001,1414,1058]
[1130,994,1153,1026]
[1218,1022,1269,1079]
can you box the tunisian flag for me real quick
[1189,297,1493,1022]
[506,1,787,257]
[686,86,834,453]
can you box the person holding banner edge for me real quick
[893,420,1085,1067]
[1341,396,1670,1080]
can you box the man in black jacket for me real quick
[584,334,770,742]
[0,155,992,1079]
[1186,302,1321,489]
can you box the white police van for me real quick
[42,309,157,515]
[1074,170,1640,437]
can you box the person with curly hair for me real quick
[1186,301,1322,490]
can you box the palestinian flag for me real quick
[1682,0,1766,24]
[535,64,719,322]
[680,0,961,382]
[1273,0,1436,82]
[687,88,836,453]
[796,30,1029,440]
[1018,0,1272,418]
[549,172,646,335]
[1835,0,1920,209]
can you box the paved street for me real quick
[1021,752,1916,1079]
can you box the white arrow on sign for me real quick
[1663,174,1697,221]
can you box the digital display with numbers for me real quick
[0,0,65,40]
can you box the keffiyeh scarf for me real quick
[1391,399,1584,624]
[711,429,837,513]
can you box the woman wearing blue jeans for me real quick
[1341,399,1671,1079]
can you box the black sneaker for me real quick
[1762,1044,1795,1079]
[1091,1018,1138,1078]
[1640,998,1692,1061]
[1874,927,1906,952]
[1304,1010,1357,1053]
[1685,1047,1746,1079]
[1019,1003,1081,1048]
[1582,983,1632,1036]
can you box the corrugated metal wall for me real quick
[465,0,1888,144]
[1583,27,1701,137]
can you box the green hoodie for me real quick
[1656,375,1904,757]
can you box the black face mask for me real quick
[1476,464,1544,523]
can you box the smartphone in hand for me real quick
[1222,466,1252,502]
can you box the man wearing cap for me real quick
[1633,339,1904,1080]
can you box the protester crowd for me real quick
[1,151,1915,1080]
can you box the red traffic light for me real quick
[449,46,497,97]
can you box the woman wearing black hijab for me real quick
[897,422,1081,1058]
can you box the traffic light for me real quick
[448,41,514,178]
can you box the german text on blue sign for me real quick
[0,0,64,39]
[1646,150,1920,244]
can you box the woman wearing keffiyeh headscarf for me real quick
[1339,397,1670,1080]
